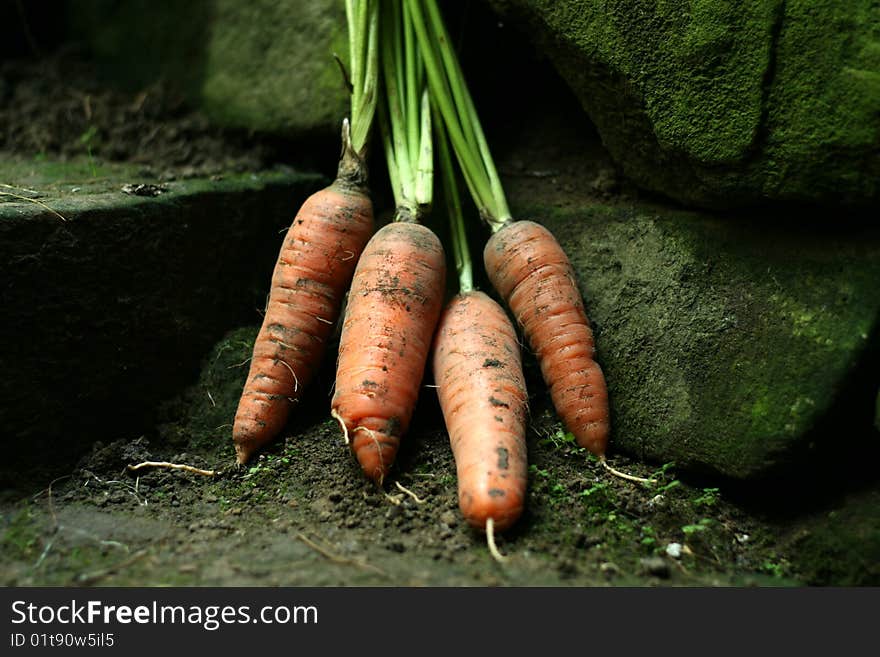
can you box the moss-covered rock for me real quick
[489,0,880,209]
[0,157,325,484]
[512,197,880,478]
[70,0,350,137]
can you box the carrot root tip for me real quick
[352,425,388,484]
[600,456,655,485]
[330,408,350,445]
[486,518,508,563]
[234,444,249,466]
[394,481,426,504]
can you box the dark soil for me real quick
[2,21,875,588]
[1,326,803,587]
[0,48,335,182]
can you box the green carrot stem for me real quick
[378,102,404,210]
[403,1,420,169]
[381,0,433,219]
[415,88,433,208]
[382,0,413,205]
[436,108,473,293]
[406,0,496,219]
[408,0,511,230]
[347,0,380,157]
[422,0,479,157]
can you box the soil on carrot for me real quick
[3,39,876,589]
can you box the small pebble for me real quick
[666,542,683,559]
[640,556,670,578]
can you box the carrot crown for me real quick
[379,0,434,222]
[407,0,511,231]
[346,0,380,158]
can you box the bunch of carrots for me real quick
[232,0,647,559]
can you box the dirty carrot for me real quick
[232,0,379,465]
[483,220,609,454]
[332,222,445,483]
[432,115,528,559]
[331,0,446,485]
[409,0,651,483]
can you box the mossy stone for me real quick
[489,0,880,208]
[0,156,325,483]
[69,0,349,137]
[517,198,880,478]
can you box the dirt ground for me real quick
[2,325,804,587]
[2,47,876,588]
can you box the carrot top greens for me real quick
[407,0,510,231]
[346,0,380,157]
[379,0,434,221]
[436,113,472,293]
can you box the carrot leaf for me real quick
[407,0,511,230]
[347,0,380,157]
[380,0,434,219]
[436,107,472,293]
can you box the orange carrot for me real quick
[430,103,528,561]
[331,220,446,483]
[233,131,375,465]
[483,220,609,457]
[233,0,379,464]
[432,290,528,534]
[411,0,650,482]
[329,0,445,485]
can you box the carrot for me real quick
[332,222,446,483]
[484,221,650,483]
[232,145,374,465]
[483,220,608,456]
[409,0,651,483]
[232,0,380,465]
[433,291,528,532]
[432,112,528,561]
[331,0,446,484]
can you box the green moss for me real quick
[763,0,880,202]
[70,0,350,137]
[517,196,880,478]
[1,506,41,561]
[200,0,348,135]
[497,0,775,186]
[491,0,879,207]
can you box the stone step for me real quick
[0,157,325,482]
